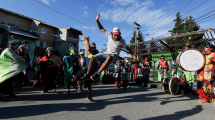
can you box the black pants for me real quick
[74,68,92,87]
[123,82,128,90]
[0,77,14,96]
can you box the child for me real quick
[33,57,41,87]
[17,41,29,53]
[122,68,129,90]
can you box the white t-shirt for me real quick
[105,31,127,56]
[18,45,29,51]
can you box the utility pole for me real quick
[133,22,141,60]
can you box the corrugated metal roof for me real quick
[0,24,38,39]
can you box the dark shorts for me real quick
[74,68,91,87]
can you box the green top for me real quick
[35,65,41,71]
[123,72,128,81]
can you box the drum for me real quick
[176,49,205,72]
[162,78,179,95]
[191,80,198,93]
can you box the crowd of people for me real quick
[0,13,215,106]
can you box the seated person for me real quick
[171,65,189,94]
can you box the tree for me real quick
[183,15,200,33]
[172,12,184,35]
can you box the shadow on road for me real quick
[141,105,202,120]
[0,84,201,119]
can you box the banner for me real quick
[0,48,28,84]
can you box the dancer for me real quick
[18,46,30,85]
[0,40,28,99]
[171,65,189,94]
[142,57,151,80]
[63,47,78,94]
[74,37,99,101]
[131,54,139,80]
[122,68,129,90]
[157,55,169,82]
[196,43,215,104]
[78,51,87,69]
[38,47,61,93]
[80,13,133,81]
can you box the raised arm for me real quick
[84,37,92,52]
[96,13,106,34]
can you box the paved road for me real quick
[0,84,214,120]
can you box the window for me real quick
[36,41,46,48]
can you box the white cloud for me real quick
[168,1,174,4]
[82,6,88,10]
[40,0,56,5]
[83,25,97,31]
[83,11,88,17]
[99,0,175,40]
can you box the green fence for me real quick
[151,52,194,83]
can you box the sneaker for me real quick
[85,97,93,101]
[80,74,90,80]
[74,89,84,95]
[90,72,100,81]
[41,91,47,94]
[52,89,56,92]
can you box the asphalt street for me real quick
[0,84,215,120]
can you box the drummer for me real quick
[157,55,169,82]
[171,65,189,94]
[196,43,215,104]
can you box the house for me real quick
[0,8,83,64]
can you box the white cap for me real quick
[112,27,121,35]
[80,51,84,54]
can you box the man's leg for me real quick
[74,69,87,94]
[98,56,113,73]
[91,55,113,81]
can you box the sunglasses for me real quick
[205,46,209,48]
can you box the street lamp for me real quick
[133,22,141,60]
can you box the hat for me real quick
[133,54,136,57]
[112,27,121,36]
[170,65,178,69]
[161,55,165,58]
[145,57,148,59]
[69,47,75,55]
[90,42,96,47]
[46,47,53,52]
[9,40,19,45]
[80,51,84,54]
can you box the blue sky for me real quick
[0,0,215,57]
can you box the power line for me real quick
[34,0,111,41]
[196,14,215,23]
[195,8,215,20]
[144,0,193,31]
[147,0,209,36]
[34,0,100,31]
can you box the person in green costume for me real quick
[63,47,77,94]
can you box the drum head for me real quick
[178,49,205,71]
[169,78,179,95]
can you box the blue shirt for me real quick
[85,49,99,72]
